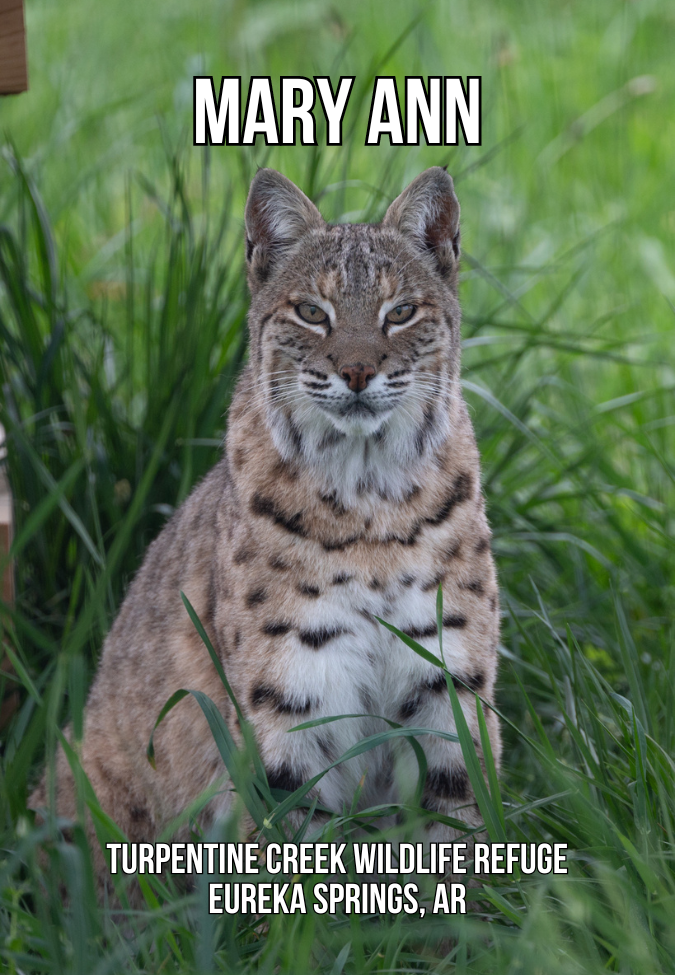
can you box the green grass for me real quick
[1,0,674,971]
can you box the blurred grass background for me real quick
[1,0,674,971]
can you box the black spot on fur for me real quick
[427,669,484,693]
[267,764,305,794]
[272,457,299,482]
[322,534,362,552]
[246,587,268,607]
[317,735,334,760]
[298,627,348,649]
[251,685,275,708]
[443,614,467,629]
[269,555,289,571]
[401,672,446,717]
[234,547,253,564]
[205,571,217,625]
[415,404,436,455]
[319,429,346,450]
[398,666,482,720]
[369,577,384,591]
[474,537,490,554]
[421,795,440,814]
[399,697,420,720]
[262,621,292,636]
[234,630,241,647]
[427,672,448,694]
[463,671,485,692]
[426,472,473,526]
[489,594,498,612]
[422,572,445,592]
[401,574,416,587]
[403,621,438,639]
[251,684,313,715]
[444,540,462,561]
[384,524,421,546]
[320,492,347,516]
[251,493,307,537]
[130,804,151,825]
[287,417,304,454]
[332,573,353,585]
[460,579,485,595]
[425,767,469,801]
[298,582,321,598]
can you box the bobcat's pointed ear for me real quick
[382,167,461,280]
[245,169,323,286]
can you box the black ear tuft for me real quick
[382,167,461,279]
[244,170,323,288]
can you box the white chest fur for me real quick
[256,570,470,808]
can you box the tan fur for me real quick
[30,168,500,887]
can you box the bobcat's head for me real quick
[244,167,463,504]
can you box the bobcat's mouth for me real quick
[339,399,378,419]
[317,394,393,437]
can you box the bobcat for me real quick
[30,167,500,885]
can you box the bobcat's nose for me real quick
[340,362,376,393]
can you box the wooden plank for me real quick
[0,0,28,95]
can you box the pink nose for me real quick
[340,363,376,392]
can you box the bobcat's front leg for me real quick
[396,667,500,874]
[246,689,385,838]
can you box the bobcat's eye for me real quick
[297,303,328,325]
[385,304,415,326]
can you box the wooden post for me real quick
[0,424,18,727]
[0,0,28,95]
[0,428,12,608]
[1,0,27,724]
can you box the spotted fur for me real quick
[30,168,500,888]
